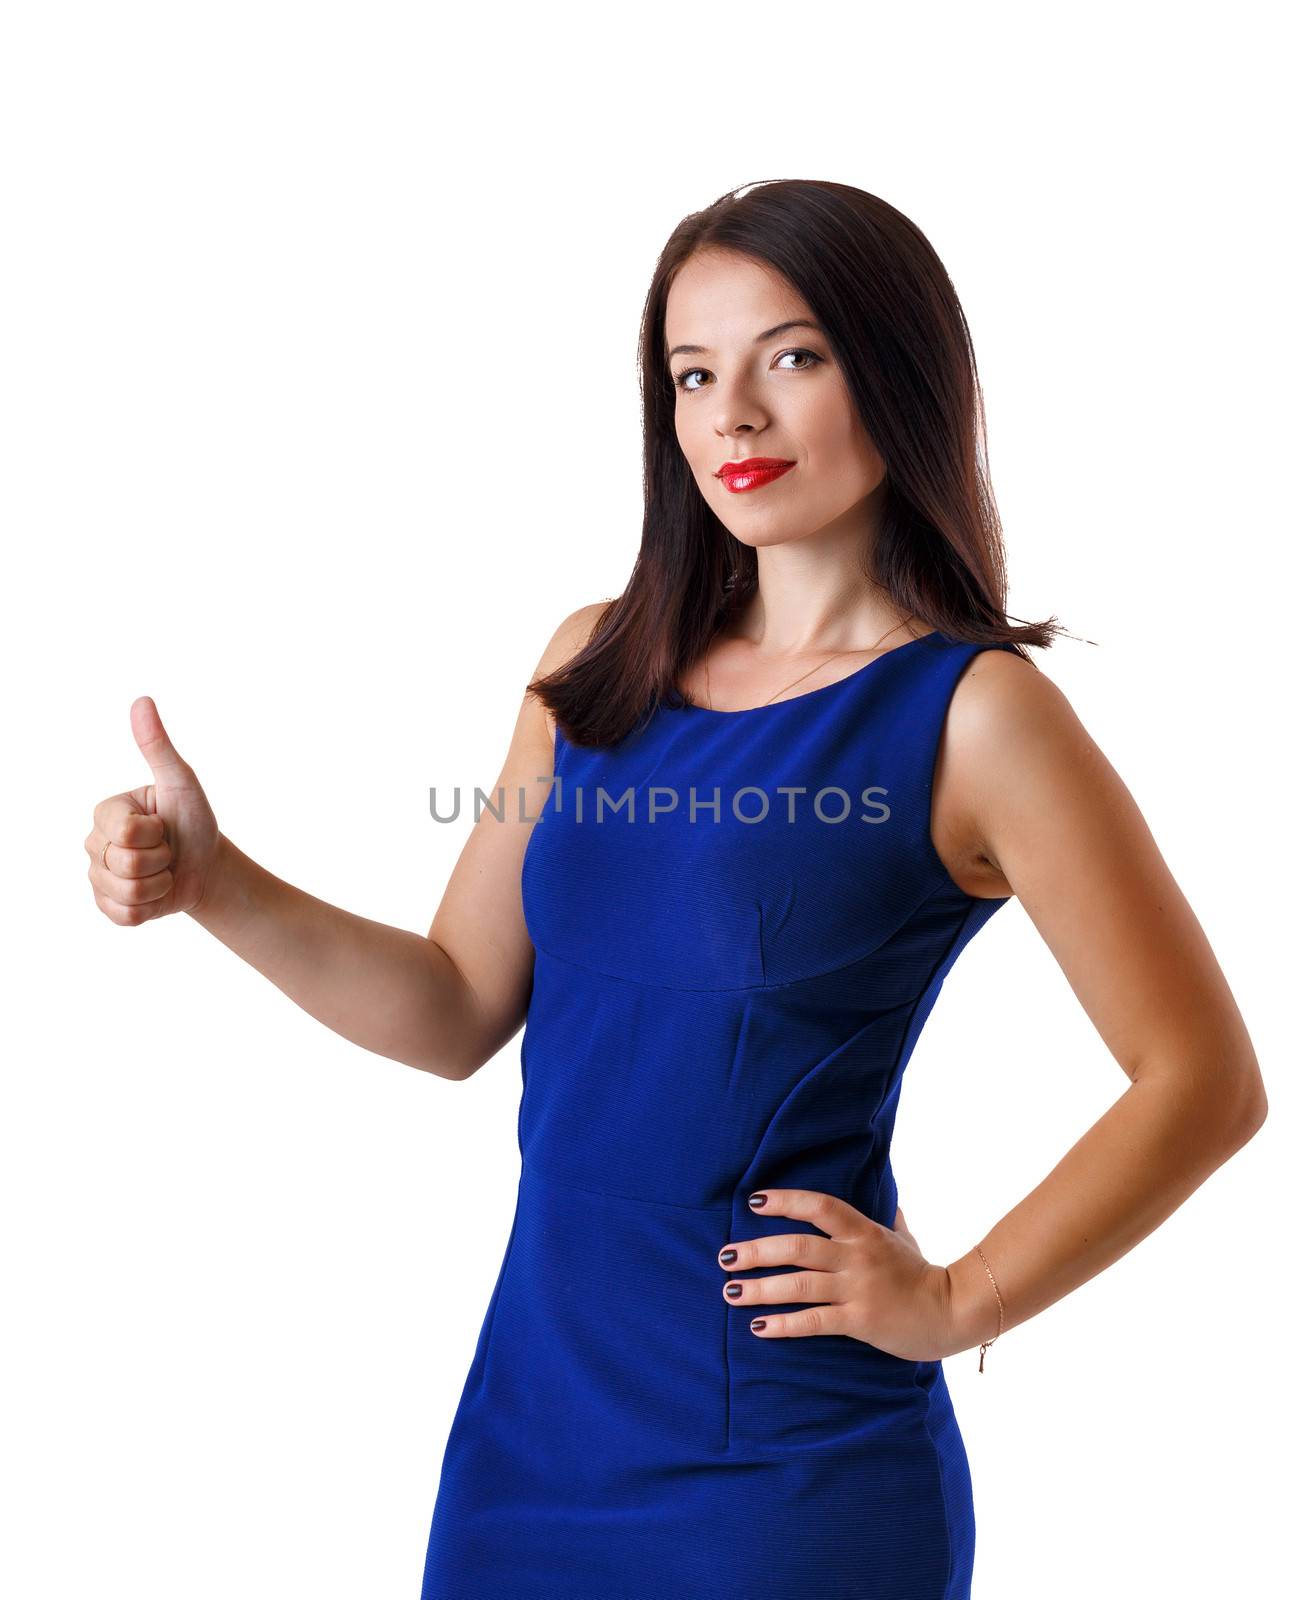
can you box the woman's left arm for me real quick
[940,647,1268,1357]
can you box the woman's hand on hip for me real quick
[717,1188,955,1362]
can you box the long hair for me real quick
[530,178,1066,748]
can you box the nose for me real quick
[716,413,767,441]
[712,378,769,439]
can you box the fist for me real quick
[85,696,220,925]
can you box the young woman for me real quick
[85,179,1267,1599]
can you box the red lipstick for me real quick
[714,457,797,494]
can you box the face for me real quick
[665,249,888,550]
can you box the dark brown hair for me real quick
[530,178,1067,748]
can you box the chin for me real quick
[727,524,820,551]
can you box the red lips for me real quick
[714,457,797,493]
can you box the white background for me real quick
[3,3,1305,1595]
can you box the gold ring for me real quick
[101,838,112,872]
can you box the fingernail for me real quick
[719,1248,737,1265]
[750,1318,767,1331]
[724,1282,742,1299]
[748,1192,767,1208]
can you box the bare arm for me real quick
[417,600,610,1073]
[88,602,610,1081]
[185,839,481,1079]
[935,650,1268,1354]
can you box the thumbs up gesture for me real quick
[85,697,221,924]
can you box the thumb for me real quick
[130,695,194,782]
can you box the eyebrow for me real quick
[665,319,825,363]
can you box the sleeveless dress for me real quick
[420,628,1020,1600]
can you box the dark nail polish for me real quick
[748,1192,767,1208]
[719,1248,737,1265]
[725,1282,742,1298]
[751,1318,767,1331]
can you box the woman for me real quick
[84,179,1267,1599]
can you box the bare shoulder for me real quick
[949,643,1072,743]
[935,644,1083,898]
[532,599,613,680]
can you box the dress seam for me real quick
[522,1158,735,1216]
[916,1363,957,1598]
[528,890,965,995]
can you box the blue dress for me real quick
[421,628,1020,1600]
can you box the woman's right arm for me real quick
[84,603,607,1081]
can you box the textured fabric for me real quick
[420,629,1019,1600]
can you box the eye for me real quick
[672,367,711,393]
[671,347,824,393]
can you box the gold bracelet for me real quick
[974,1243,1005,1372]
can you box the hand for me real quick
[717,1188,956,1362]
[85,696,222,925]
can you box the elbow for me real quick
[1214,1059,1268,1153]
[416,1047,484,1083]
[1233,1072,1268,1145]
[1146,1053,1268,1155]
[419,1034,504,1082]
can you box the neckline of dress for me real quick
[669,628,944,719]
[665,630,941,720]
